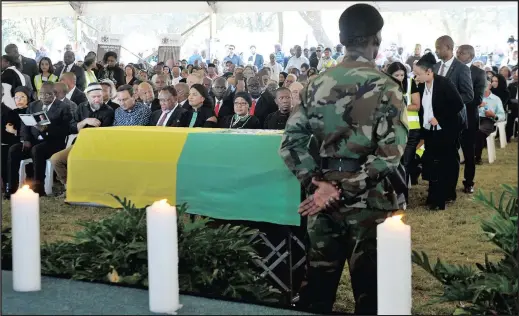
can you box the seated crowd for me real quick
[1,39,517,208]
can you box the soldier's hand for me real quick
[299,178,341,216]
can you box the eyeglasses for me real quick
[316,50,322,52]
[14,95,27,100]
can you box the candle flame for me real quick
[391,214,403,221]
[21,185,31,191]
[158,199,168,205]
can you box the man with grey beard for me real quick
[50,83,114,197]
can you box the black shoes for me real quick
[464,185,474,194]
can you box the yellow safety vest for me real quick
[85,70,97,86]
[406,78,420,130]
[34,74,58,94]
[416,145,425,158]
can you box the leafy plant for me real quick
[2,195,281,303]
[413,185,518,315]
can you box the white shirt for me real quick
[284,56,310,72]
[157,104,178,126]
[439,56,455,76]
[179,99,188,107]
[422,80,442,130]
[60,63,74,78]
[66,86,76,100]
[265,62,283,82]
[172,76,182,85]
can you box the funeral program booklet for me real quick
[19,110,51,126]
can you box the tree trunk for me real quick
[277,12,284,46]
[298,11,334,49]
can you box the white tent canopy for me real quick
[2,1,517,18]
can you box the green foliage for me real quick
[2,195,280,302]
[412,185,518,315]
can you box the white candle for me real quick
[10,185,41,292]
[146,199,181,314]
[377,215,412,315]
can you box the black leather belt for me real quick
[321,158,361,172]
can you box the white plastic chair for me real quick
[18,134,77,195]
[514,117,519,139]
[486,131,497,164]
[495,121,507,148]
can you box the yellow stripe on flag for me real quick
[67,127,190,208]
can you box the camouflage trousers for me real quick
[297,208,392,314]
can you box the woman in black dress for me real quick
[490,73,510,109]
[218,92,260,129]
[124,65,137,86]
[186,84,218,128]
[1,55,25,109]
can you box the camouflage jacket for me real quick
[279,56,408,211]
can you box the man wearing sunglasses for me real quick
[222,44,243,68]
[5,82,71,198]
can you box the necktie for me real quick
[439,63,446,76]
[250,100,257,115]
[215,101,221,116]
[157,111,169,126]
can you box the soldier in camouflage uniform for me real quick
[278,4,408,314]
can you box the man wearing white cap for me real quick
[50,82,115,197]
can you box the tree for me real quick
[219,12,276,33]
[298,11,334,48]
[22,17,68,48]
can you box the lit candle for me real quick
[377,214,412,315]
[146,199,181,314]
[10,185,41,292]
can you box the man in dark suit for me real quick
[248,45,264,71]
[54,51,86,91]
[433,35,474,202]
[149,86,191,127]
[138,82,161,112]
[6,82,71,197]
[456,45,486,194]
[210,77,234,118]
[246,76,277,127]
[5,43,38,84]
[60,72,87,106]
[174,83,191,111]
[53,82,78,115]
[506,68,518,142]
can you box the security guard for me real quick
[279,4,408,314]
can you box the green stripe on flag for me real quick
[176,132,301,226]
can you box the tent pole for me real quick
[209,12,217,62]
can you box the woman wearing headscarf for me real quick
[490,73,510,109]
[186,83,217,128]
[217,92,260,129]
[413,52,465,210]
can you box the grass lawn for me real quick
[1,143,517,314]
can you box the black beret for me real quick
[339,4,384,39]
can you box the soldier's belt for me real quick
[321,158,361,173]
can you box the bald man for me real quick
[187,73,203,88]
[211,77,234,118]
[138,82,160,112]
[53,82,78,114]
[434,35,474,202]
[60,72,87,106]
[283,74,297,88]
[456,44,486,194]
[54,51,86,90]
[174,82,190,110]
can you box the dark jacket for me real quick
[106,100,119,111]
[54,64,86,91]
[218,114,260,129]
[70,102,114,134]
[417,74,465,134]
[70,87,88,107]
[184,106,217,128]
[97,66,125,88]
[507,81,518,116]
[4,107,27,145]
[148,105,191,127]
[20,56,39,84]
[466,65,486,131]
[433,57,474,129]
[210,91,235,118]
[252,91,278,127]
[309,52,319,69]
[264,111,290,130]
[21,99,72,145]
